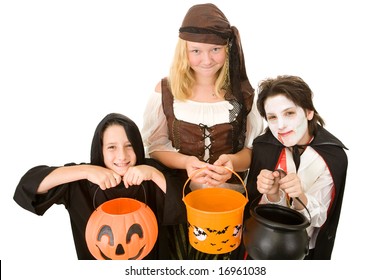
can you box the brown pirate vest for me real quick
[160,78,253,181]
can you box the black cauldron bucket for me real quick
[243,202,310,260]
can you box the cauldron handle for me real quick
[250,169,312,224]
[294,197,311,223]
[276,169,312,223]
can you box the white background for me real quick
[1,0,388,279]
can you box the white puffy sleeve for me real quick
[141,91,177,157]
[245,92,264,148]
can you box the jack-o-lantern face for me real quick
[95,223,145,259]
[189,223,242,254]
[85,198,158,260]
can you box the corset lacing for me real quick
[199,123,212,163]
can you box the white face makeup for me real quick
[264,94,313,147]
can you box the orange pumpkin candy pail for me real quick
[85,192,158,260]
[182,167,248,254]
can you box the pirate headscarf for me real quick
[179,3,253,110]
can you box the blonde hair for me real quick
[168,38,230,100]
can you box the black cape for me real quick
[13,158,187,260]
[246,126,348,260]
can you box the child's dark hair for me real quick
[90,113,145,166]
[257,75,325,135]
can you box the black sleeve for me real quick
[145,158,188,225]
[13,164,76,215]
[244,141,282,219]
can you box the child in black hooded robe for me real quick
[13,113,185,260]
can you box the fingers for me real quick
[185,156,207,173]
[112,174,120,185]
[190,170,208,185]
[256,169,281,194]
[123,173,137,187]
[256,170,303,198]
[203,173,227,186]
[258,170,278,184]
[203,166,233,186]
[212,154,233,169]
[123,168,145,188]
[99,173,121,190]
[278,173,302,197]
[187,165,232,186]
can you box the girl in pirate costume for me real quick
[245,75,348,259]
[142,3,263,259]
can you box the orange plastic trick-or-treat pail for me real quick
[85,186,158,260]
[182,167,248,254]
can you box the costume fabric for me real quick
[245,126,348,259]
[141,78,262,260]
[258,143,333,250]
[13,113,186,260]
[13,159,171,260]
[141,2,263,261]
[142,82,262,156]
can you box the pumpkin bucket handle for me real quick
[92,183,148,210]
